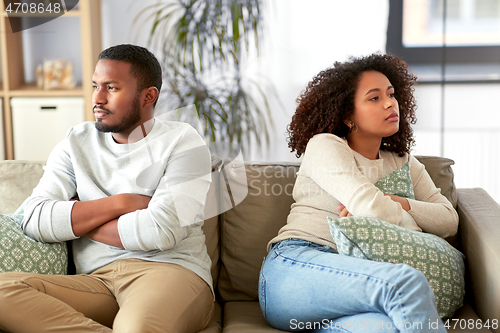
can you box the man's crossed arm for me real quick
[71,194,151,248]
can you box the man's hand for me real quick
[119,193,152,212]
[71,193,151,237]
[85,219,123,248]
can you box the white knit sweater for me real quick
[21,119,213,291]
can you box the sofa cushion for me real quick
[0,213,68,274]
[223,301,281,332]
[415,156,460,248]
[414,155,457,209]
[202,215,220,289]
[218,163,299,302]
[0,161,45,214]
[447,302,494,333]
[218,156,457,303]
[221,301,486,333]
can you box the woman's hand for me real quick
[338,205,353,218]
[338,194,410,218]
[384,193,410,211]
[338,194,410,217]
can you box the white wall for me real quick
[413,83,500,202]
[100,0,390,163]
[100,0,156,49]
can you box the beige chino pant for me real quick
[0,258,214,333]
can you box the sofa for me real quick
[1,157,499,333]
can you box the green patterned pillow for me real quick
[375,162,415,199]
[0,213,68,275]
[327,162,465,318]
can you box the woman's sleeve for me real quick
[407,155,459,238]
[302,134,409,226]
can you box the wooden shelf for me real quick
[0,0,102,159]
[8,84,84,97]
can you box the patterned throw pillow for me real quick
[327,162,465,318]
[374,162,415,199]
[0,213,68,275]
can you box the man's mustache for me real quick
[93,105,111,114]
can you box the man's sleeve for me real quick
[20,134,78,243]
[117,127,212,251]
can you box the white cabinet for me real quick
[11,97,85,161]
[0,0,102,159]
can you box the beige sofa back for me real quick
[0,161,45,214]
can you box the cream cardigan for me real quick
[269,133,459,252]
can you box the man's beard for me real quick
[95,95,142,134]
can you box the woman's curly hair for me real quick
[287,53,418,158]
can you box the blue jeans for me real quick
[258,239,446,333]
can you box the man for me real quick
[0,44,214,333]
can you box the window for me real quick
[387,0,500,203]
[387,0,500,82]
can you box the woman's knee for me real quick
[395,264,427,282]
[390,264,434,296]
[324,313,399,333]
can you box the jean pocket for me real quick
[258,271,266,318]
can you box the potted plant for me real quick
[136,0,279,158]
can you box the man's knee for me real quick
[113,312,175,333]
[115,319,206,333]
[113,303,212,333]
[0,273,30,298]
[113,318,148,333]
[0,274,31,322]
[0,273,49,297]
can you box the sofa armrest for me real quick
[457,188,500,332]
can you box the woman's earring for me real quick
[350,122,358,133]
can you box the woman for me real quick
[258,54,458,333]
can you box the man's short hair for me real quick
[98,44,162,98]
